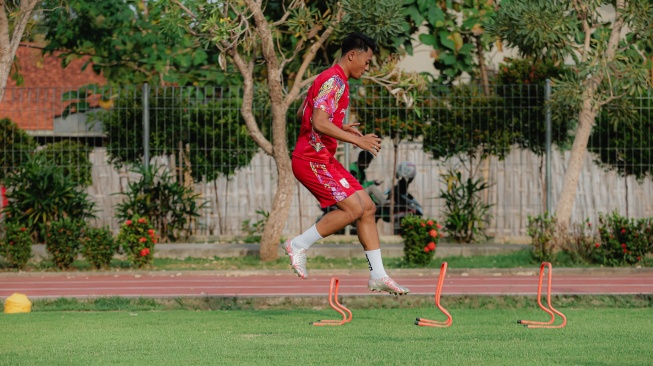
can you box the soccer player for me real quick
[285,32,410,295]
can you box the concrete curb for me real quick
[30,242,531,260]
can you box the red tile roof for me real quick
[0,44,107,131]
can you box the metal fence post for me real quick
[142,83,150,169]
[545,79,552,214]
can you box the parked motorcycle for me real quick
[316,161,423,235]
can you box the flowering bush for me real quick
[400,215,443,266]
[526,213,559,263]
[0,221,33,269]
[43,218,85,270]
[116,216,158,268]
[594,211,652,266]
[80,226,117,269]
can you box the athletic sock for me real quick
[292,224,323,250]
[365,249,388,280]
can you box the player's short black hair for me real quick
[341,32,377,55]
[358,150,374,165]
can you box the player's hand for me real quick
[342,122,363,137]
[356,134,382,156]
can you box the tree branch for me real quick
[572,0,592,61]
[285,6,343,106]
[230,48,273,155]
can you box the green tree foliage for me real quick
[487,0,653,228]
[35,140,93,187]
[423,85,516,161]
[496,58,574,155]
[0,117,36,180]
[93,86,258,182]
[589,96,653,180]
[41,0,240,86]
[403,0,497,84]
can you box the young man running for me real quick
[285,32,410,295]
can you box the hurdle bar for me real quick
[415,262,452,328]
[311,277,353,326]
[518,262,567,329]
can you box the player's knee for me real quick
[363,200,376,217]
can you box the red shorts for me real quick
[292,156,363,208]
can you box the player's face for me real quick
[351,48,373,80]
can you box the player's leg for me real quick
[284,158,362,279]
[352,189,410,295]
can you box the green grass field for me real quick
[1,307,652,365]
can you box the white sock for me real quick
[365,249,388,280]
[292,224,323,250]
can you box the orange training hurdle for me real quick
[518,262,567,329]
[311,277,352,326]
[415,262,452,328]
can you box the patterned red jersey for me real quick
[292,64,349,163]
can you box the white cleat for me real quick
[283,239,308,279]
[368,276,410,295]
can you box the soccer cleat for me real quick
[368,276,410,295]
[283,239,308,279]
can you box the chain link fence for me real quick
[1,83,651,240]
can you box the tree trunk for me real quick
[259,151,294,261]
[554,99,597,231]
[475,36,490,97]
[258,84,292,261]
[0,0,40,102]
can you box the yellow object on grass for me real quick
[4,293,32,314]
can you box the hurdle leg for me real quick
[312,277,352,326]
[518,262,567,329]
[415,262,452,328]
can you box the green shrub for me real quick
[559,218,596,264]
[114,163,206,242]
[36,140,93,187]
[2,155,96,241]
[400,215,443,266]
[595,211,652,266]
[0,117,37,181]
[44,218,85,270]
[116,215,157,268]
[526,213,558,263]
[439,169,493,243]
[80,226,117,269]
[240,209,269,243]
[0,220,33,269]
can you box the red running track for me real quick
[1,273,652,298]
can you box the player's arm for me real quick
[312,109,382,156]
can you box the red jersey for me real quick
[292,64,349,163]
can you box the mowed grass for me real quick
[5,249,647,272]
[1,308,652,366]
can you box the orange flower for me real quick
[427,220,434,226]
[139,248,150,257]
[423,246,430,253]
[139,237,147,243]
[125,220,132,226]
[436,223,442,229]
[594,243,600,248]
[420,223,426,227]
[429,229,438,238]
[428,242,436,250]
[138,218,147,224]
